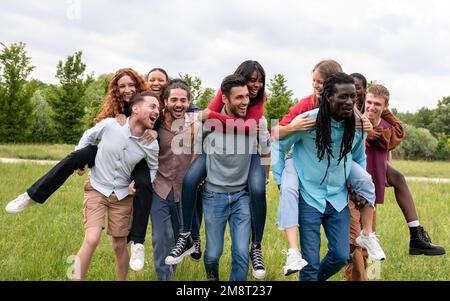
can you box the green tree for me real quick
[414,107,435,130]
[180,74,215,109]
[264,74,294,125]
[47,51,92,143]
[29,88,57,142]
[0,42,36,142]
[431,96,450,136]
[434,133,450,161]
[392,124,437,160]
[196,87,215,109]
[82,73,112,129]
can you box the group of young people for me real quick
[5,59,445,281]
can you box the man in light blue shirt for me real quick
[272,72,366,281]
[73,91,160,281]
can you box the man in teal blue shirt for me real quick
[272,72,366,281]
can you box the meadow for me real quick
[0,157,448,281]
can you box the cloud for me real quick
[1,0,449,112]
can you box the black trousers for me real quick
[27,145,152,244]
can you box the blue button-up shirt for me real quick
[271,108,367,213]
[75,118,159,200]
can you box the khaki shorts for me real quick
[83,180,133,237]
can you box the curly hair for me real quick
[95,68,147,123]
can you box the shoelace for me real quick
[193,238,201,253]
[171,237,187,256]
[251,247,265,268]
[420,227,432,243]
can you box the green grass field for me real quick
[0,144,74,161]
[0,160,449,281]
[1,144,449,178]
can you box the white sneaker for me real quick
[5,192,36,213]
[356,232,386,261]
[129,243,145,271]
[283,248,308,276]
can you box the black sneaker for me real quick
[409,226,446,256]
[190,235,202,262]
[250,243,266,279]
[165,234,195,265]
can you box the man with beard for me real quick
[272,72,367,281]
[193,74,269,281]
[73,91,160,280]
[149,79,200,280]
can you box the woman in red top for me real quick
[167,60,269,279]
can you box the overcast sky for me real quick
[1,0,449,112]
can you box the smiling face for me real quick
[246,71,264,99]
[147,70,168,97]
[165,88,190,120]
[312,69,326,100]
[118,75,137,102]
[223,85,250,118]
[353,76,365,109]
[134,96,160,129]
[328,83,356,121]
[364,92,387,125]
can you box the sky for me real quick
[1,0,449,112]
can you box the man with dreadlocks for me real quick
[272,72,371,281]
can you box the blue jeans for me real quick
[150,190,181,281]
[277,155,298,229]
[298,192,350,281]
[278,159,374,230]
[180,154,205,237]
[182,153,266,244]
[203,189,251,281]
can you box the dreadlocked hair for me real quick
[315,72,356,184]
[95,68,147,123]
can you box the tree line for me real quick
[0,42,448,160]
